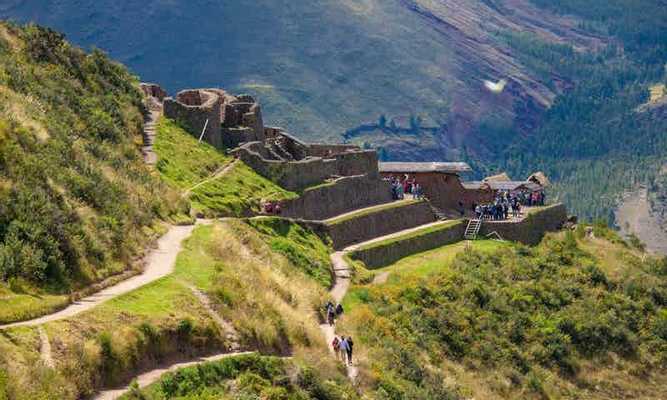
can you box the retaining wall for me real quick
[233,142,382,192]
[280,175,393,220]
[326,201,437,250]
[478,203,567,245]
[349,221,466,269]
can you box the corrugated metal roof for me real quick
[379,162,472,174]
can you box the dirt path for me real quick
[0,223,202,330]
[616,188,667,255]
[183,159,239,198]
[372,271,390,285]
[92,351,256,400]
[38,326,54,368]
[185,283,241,351]
[319,251,358,381]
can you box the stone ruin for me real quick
[159,88,266,150]
[143,84,385,196]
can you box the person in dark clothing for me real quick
[335,303,344,316]
[346,336,354,365]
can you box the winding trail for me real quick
[0,223,201,330]
[320,251,358,381]
[93,351,257,400]
[183,159,239,198]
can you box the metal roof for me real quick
[462,181,542,191]
[378,162,472,174]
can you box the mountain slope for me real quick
[0,22,183,321]
[2,0,666,226]
[0,0,599,156]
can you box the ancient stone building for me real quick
[161,88,266,150]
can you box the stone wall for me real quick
[163,89,223,149]
[349,221,466,269]
[326,201,437,250]
[478,203,567,245]
[140,83,167,101]
[280,175,394,220]
[232,142,334,190]
[232,141,381,192]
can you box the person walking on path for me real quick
[332,336,342,361]
[339,336,350,364]
[335,303,344,316]
[346,336,354,366]
[326,303,335,326]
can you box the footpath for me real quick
[0,223,203,330]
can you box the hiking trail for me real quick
[183,159,239,198]
[142,110,160,165]
[320,251,358,381]
[0,222,206,330]
[92,351,257,400]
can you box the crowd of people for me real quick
[387,175,424,200]
[325,301,354,366]
[473,190,546,221]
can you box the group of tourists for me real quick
[473,190,545,220]
[325,301,354,365]
[388,175,424,200]
[331,335,355,366]
[325,301,344,326]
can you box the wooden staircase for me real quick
[464,218,482,240]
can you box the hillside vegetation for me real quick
[0,22,183,322]
[121,354,358,400]
[341,227,667,399]
[0,220,351,399]
[154,117,298,217]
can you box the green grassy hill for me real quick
[0,22,184,322]
[340,228,667,399]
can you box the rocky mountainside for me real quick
[0,0,599,158]
[2,0,666,227]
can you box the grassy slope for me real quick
[0,219,349,399]
[154,117,297,217]
[120,353,358,400]
[340,228,667,399]
[245,217,333,287]
[0,23,183,323]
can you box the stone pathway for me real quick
[92,351,257,400]
[142,110,160,165]
[319,251,358,381]
[0,222,205,330]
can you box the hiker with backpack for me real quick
[346,336,354,365]
[339,336,350,364]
